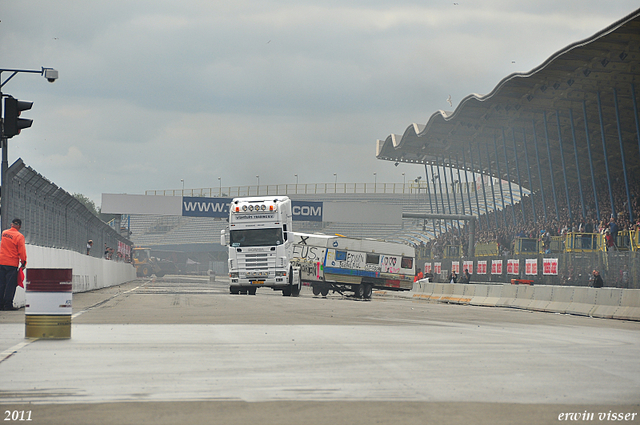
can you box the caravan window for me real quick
[401,257,414,269]
[366,253,380,264]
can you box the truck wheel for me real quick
[230,287,240,295]
[320,287,329,297]
[282,287,291,296]
[312,285,321,296]
[355,284,365,299]
[248,287,257,295]
[290,284,300,297]
[363,284,373,300]
[142,266,151,277]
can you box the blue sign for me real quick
[292,201,323,222]
[182,197,231,218]
[182,197,323,222]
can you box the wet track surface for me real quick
[1,276,639,424]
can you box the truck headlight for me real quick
[229,272,239,278]
[275,271,287,277]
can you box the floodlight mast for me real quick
[0,67,58,232]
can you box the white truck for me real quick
[291,232,415,300]
[221,196,301,296]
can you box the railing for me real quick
[475,242,499,257]
[513,238,539,255]
[146,182,498,197]
[565,233,602,252]
[443,245,463,258]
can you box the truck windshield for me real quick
[230,228,283,247]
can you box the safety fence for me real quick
[420,250,638,288]
[4,159,133,259]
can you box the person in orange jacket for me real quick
[414,270,424,282]
[0,218,27,310]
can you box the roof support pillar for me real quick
[583,100,600,221]
[485,144,500,229]
[596,91,616,218]
[493,134,508,227]
[569,108,587,220]
[511,128,526,224]
[532,120,548,223]
[555,110,572,222]
[522,127,536,224]
[613,88,634,222]
[501,128,517,225]
[543,112,560,221]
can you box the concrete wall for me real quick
[13,244,137,307]
[410,280,640,321]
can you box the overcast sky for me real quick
[2,1,638,205]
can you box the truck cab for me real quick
[222,196,300,296]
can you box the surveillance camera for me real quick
[43,68,58,83]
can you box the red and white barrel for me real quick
[25,269,73,339]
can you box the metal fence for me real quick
[419,251,638,288]
[4,159,132,259]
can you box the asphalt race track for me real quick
[1,276,639,425]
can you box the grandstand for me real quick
[127,181,520,273]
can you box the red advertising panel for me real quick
[507,259,519,275]
[525,259,537,275]
[491,259,503,275]
[477,260,487,274]
[463,261,473,274]
[451,261,460,274]
[424,263,432,274]
[543,258,558,275]
[434,262,442,275]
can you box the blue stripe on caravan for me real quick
[323,267,379,278]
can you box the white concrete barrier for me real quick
[441,283,472,304]
[511,285,536,309]
[528,285,554,312]
[565,287,597,316]
[13,245,137,308]
[590,288,624,319]
[613,290,640,321]
[496,284,518,307]
[546,286,574,314]
[405,280,640,321]
[468,284,490,306]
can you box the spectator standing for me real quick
[86,240,93,255]
[609,217,619,241]
[0,219,27,311]
[591,270,604,288]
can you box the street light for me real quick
[1,67,58,232]
[218,177,221,196]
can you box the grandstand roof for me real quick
[376,8,640,193]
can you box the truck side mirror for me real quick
[220,229,227,246]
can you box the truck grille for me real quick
[241,253,271,270]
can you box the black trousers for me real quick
[0,265,19,309]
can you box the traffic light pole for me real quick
[0,67,58,232]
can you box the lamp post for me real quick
[1,67,58,233]
[218,177,221,196]
[333,173,337,193]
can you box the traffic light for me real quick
[3,96,33,138]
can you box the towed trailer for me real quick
[292,233,415,300]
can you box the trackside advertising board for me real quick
[182,197,323,222]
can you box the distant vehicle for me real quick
[222,196,301,296]
[133,247,178,278]
[291,233,415,299]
